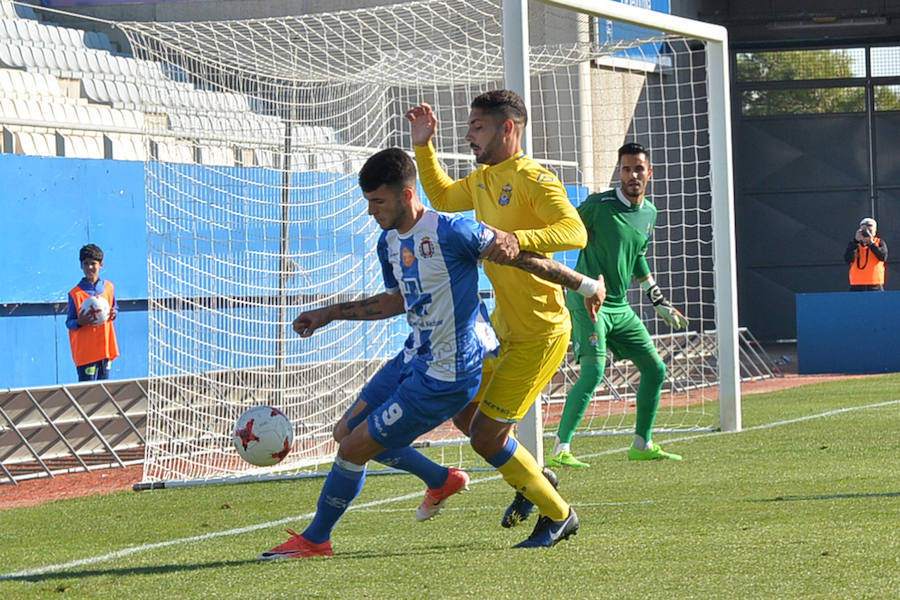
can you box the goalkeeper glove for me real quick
[641,276,689,330]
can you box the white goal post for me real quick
[505,0,740,458]
[115,0,740,487]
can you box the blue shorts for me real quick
[352,352,481,448]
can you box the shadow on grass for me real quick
[750,491,900,502]
[4,541,491,583]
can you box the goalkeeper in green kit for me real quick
[549,142,688,468]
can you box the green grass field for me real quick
[2,374,898,599]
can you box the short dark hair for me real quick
[79,243,104,263]
[359,148,417,193]
[471,89,528,128]
[618,142,649,161]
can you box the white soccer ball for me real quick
[232,406,294,467]
[79,295,110,325]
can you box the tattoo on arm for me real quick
[336,294,403,320]
[512,251,583,290]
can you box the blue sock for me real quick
[486,437,518,469]
[302,458,366,544]
[375,446,448,489]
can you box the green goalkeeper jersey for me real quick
[570,188,655,313]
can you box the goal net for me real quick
[119,0,739,486]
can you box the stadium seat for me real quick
[20,131,56,157]
[81,78,107,104]
[14,19,36,45]
[108,134,146,161]
[317,152,346,173]
[57,26,85,49]
[86,135,105,158]
[12,97,36,121]
[83,30,114,53]
[39,22,63,48]
[199,145,235,166]
[156,140,194,163]
[0,19,14,41]
[0,96,14,119]
[86,104,113,128]
[57,48,79,78]
[61,102,78,125]
[48,102,68,124]
[0,43,23,69]
[73,104,91,126]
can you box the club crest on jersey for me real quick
[498,184,512,206]
[402,246,416,267]
[589,332,599,347]
[418,236,435,258]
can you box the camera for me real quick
[859,226,871,239]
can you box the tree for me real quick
[737,49,878,116]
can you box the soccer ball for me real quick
[232,406,294,467]
[79,295,110,325]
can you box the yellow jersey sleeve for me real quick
[413,142,475,212]
[512,162,587,253]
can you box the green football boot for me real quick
[628,442,682,461]
[546,450,591,469]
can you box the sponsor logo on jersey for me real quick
[402,246,416,267]
[419,236,434,258]
[498,184,512,206]
[537,172,556,183]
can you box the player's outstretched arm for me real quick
[293,292,405,337]
[639,274,689,330]
[507,250,606,322]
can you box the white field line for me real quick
[3,399,897,581]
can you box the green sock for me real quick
[556,359,603,444]
[633,352,666,442]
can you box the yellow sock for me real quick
[496,443,569,521]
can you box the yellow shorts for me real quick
[474,331,570,423]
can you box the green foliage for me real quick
[736,49,900,115]
[1,374,898,599]
[737,49,857,83]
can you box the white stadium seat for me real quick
[0,96,15,119]
[49,102,68,124]
[0,43,23,69]
[0,19,15,41]
[61,103,78,125]
[199,145,234,166]
[108,134,146,161]
[17,131,56,157]
[14,20,36,44]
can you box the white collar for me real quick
[616,187,642,208]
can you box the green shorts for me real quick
[568,301,658,365]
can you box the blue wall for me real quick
[797,291,900,374]
[1,155,147,388]
[0,154,584,389]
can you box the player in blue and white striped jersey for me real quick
[258,148,604,559]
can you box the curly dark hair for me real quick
[359,148,417,193]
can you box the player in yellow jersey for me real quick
[406,90,588,547]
